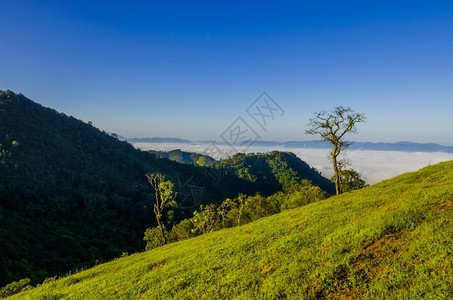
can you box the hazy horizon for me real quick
[125,135,453,147]
[131,141,453,185]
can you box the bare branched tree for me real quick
[306,106,366,195]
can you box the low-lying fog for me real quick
[132,142,453,185]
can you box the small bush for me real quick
[190,203,219,234]
[143,227,167,250]
[43,276,58,284]
[169,219,197,241]
[0,278,31,298]
[280,181,328,210]
[245,194,280,221]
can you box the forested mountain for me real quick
[215,151,334,195]
[0,91,332,286]
[0,91,215,286]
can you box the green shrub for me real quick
[0,278,31,298]
[143,227,167,250]
[244,193,280,220]
[280,181,328,210]
[190,204,219,234]
[169,219,197,241]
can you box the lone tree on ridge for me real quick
[306,106,366,195]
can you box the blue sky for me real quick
[1,1,452,144]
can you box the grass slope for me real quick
[10,161,453,299]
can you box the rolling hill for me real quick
[149,149,217,166]
[215,151,334,195]
[7,161,453,299]
[0,90,333,286]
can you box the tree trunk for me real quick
[332,148,341,195]
[154,204,167,245]
[156,217,167,245]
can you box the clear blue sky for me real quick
[1,0,452,144]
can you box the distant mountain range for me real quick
[128,137,193,144]
[127,137,453,153]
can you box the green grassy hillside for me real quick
[9,161,453,299]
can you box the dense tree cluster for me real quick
[144,179,329,250]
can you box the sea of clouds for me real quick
[132,142,453,185]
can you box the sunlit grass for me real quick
[10,161,453,299]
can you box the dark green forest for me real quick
[0,91,333,287]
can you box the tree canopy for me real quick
[306,106,366,194]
